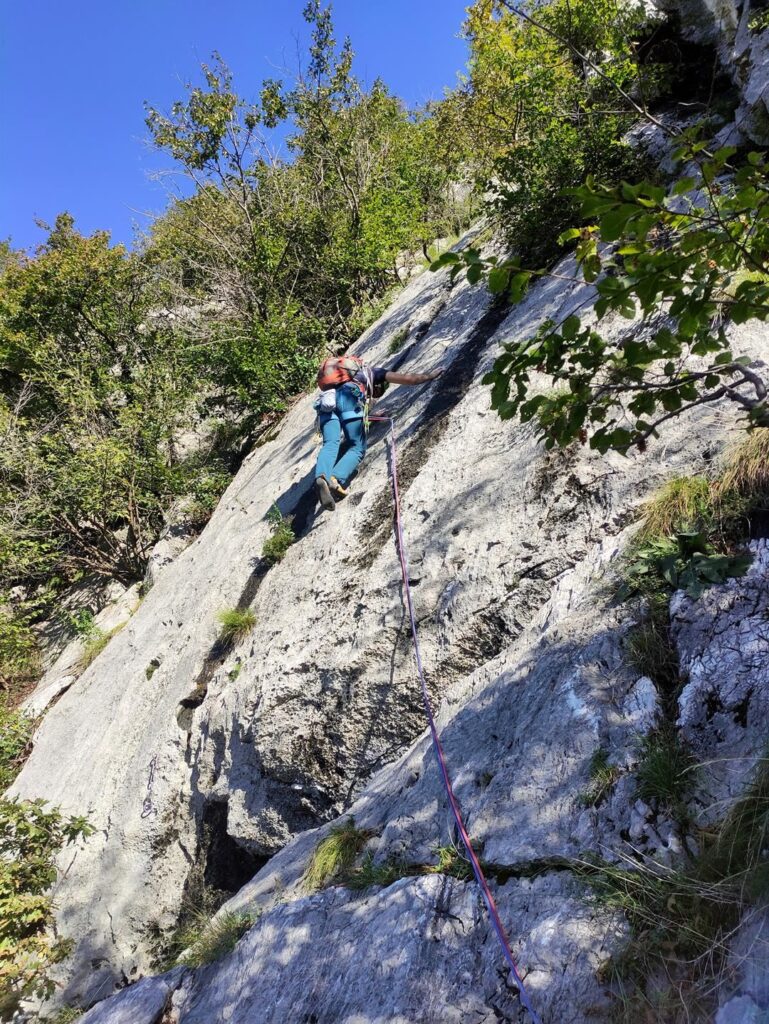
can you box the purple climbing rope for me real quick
[370,414,542,1024]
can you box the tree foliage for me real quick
[436,138,769,451]
[0,800,93,1018]
[458,0,660,262]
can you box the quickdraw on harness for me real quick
[370,413,542,1024]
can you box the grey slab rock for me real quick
[716,996,769,1024]
[22,584,141,718]
[11,222,769,1018]
[158,874,625,1024]
[78,968,186,1024]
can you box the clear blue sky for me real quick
[0,1,469,251]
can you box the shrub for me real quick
[0,605,40,700]
[216,608,256,645]
[261,505,295,565]
[0,799,93,1016]
[0,703,33,791]
[303,819,371,890]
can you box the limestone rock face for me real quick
[661,0,769,141]
[674,539,769,819]
[10,224,769,1021]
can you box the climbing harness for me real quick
[141,754,158,819]
[371,414,542,1024]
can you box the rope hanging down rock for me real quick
[372,414,543,1024]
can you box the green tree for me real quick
[435,138,769,450]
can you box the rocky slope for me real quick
[11,195,769,1022]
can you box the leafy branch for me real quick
[433,139,769,451]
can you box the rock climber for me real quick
[314,353,442,511]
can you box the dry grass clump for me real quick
[713,427,769,502]
[303,818,371,890]
[636,476,711,541]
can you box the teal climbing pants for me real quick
[316,386,367,487]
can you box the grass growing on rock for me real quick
[387,326,409,354]
[79,623,125,670]
[303,819,372,890]
[635,730,696,809]
[216,608,256,646]
[580,748,621,807]
[592,753,769,1023]
[174,910,256,968]
[262,505,295,565]
[45,1008,82,1023]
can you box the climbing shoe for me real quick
[329,476,349,499]
[316,475,335,511]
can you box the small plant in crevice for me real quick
[625,613,679,700]
[216,607,256,646]
[261,505,295,565]
[173,909,257,969]
[621,530,751,602]
[344,853,406,891]
[635,729,696,810]
[44,1008,83,1024]
[580,747,622,808]
[427,843,473,882]
[387,326,409,355]
[303,818,372,891]
[79,622,125,670]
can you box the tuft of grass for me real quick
[0,702,33,791]
[387,326,409,354]
[588,754,769,1023]
[175,910,256,968]
[345,853,406,891]
[216,608,256,645]
[303,818,371,890]
[625,613,679,699]
[428,843,473,881]
[580,747,621,807]
[262,505,295,565]
[636,730,696,808]
[80,623,125,669]
[698,753,769,903]
[636,476,712,542]
[714,427,769,506]
[45,1008,83,1023]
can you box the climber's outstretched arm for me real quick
[384,369,443,386]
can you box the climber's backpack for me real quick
[317,355,373,398]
